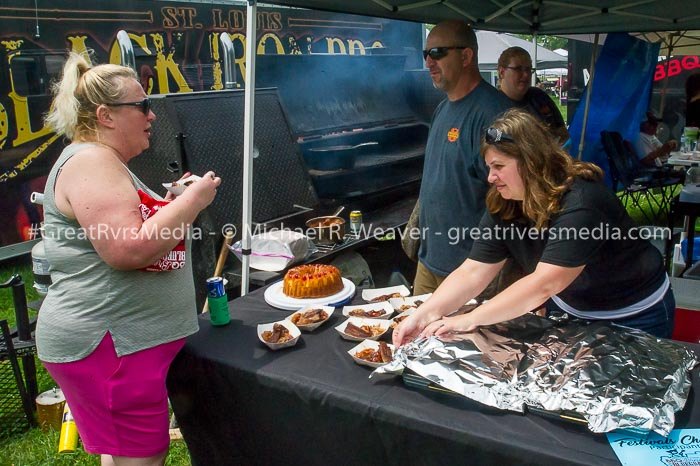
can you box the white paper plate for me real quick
[348,339,395,368]
[257,320,301,350]
[342,301,393,319]
[264,278,355,310]
[361,285,410,303]
[388,293,432,311]
[286,305,335,331]
[390,308,416,328]
[334,317,391,341]
[388,300,416,313]
[162,174,202,196]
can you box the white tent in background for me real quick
[476,31,568,71]
[564,30,700,115]
[537,67,568,76]
[539,69,568,77]
[564,31,700,56]
[639,30,700,56]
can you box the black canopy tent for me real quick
[237,1,700,292]
[260,1,700,156]
[259,1,700,34]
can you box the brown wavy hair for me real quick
[482,109,603,229]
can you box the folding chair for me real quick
[601,131,682,224]
[622,139,683,212]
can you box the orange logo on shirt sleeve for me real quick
[447,127,460,142]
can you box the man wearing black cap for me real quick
[634,111,677,167]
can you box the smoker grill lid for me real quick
[256,54,418,138]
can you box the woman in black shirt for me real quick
[394,109,674,344]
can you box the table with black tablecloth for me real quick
[166,286,700,466]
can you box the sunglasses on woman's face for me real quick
[107,97,151,115]
[484,127,515,144]
[422,46,466,61]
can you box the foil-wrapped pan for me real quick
[373,314,697,436]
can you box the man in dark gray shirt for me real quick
[415,20,512,294]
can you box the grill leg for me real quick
[22,357,38,404]
[1,320,36,428]
[3,275,38,405]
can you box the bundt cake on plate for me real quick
[282,264,343,299]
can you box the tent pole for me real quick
[559,69,563,101]
[532,34,538,86]
[241,0,257,296]
[659,42,675,116]
[577,33,599,160]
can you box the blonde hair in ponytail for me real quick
[44,52,138,141]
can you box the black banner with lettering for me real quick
[0,0,422,248]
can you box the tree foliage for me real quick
[516,35,568,51]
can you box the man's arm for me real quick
[640,139,677,167]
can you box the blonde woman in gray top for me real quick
[37,53,220,466]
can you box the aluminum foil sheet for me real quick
[373,314,698,436]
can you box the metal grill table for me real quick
[0,275,38,403]
[312,233,361,254]
[0,320,35,437]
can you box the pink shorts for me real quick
[43,333,185,457]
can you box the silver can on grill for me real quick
[349,210,363,234]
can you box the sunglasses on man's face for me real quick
[484,127,515,144]
[422,46,466,61]
[107,97,151,115]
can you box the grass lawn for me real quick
[553,95,567,122]
[1,428,191,466]
[0,259,191,465]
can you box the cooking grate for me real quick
[353,146,425,168]
[313,232,361,253]
[0,320,34,438]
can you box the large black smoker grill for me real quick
[129,89,319,306]
[128,53,438,305]
[256,54,430,203]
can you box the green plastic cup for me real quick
[684,126,699,142]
